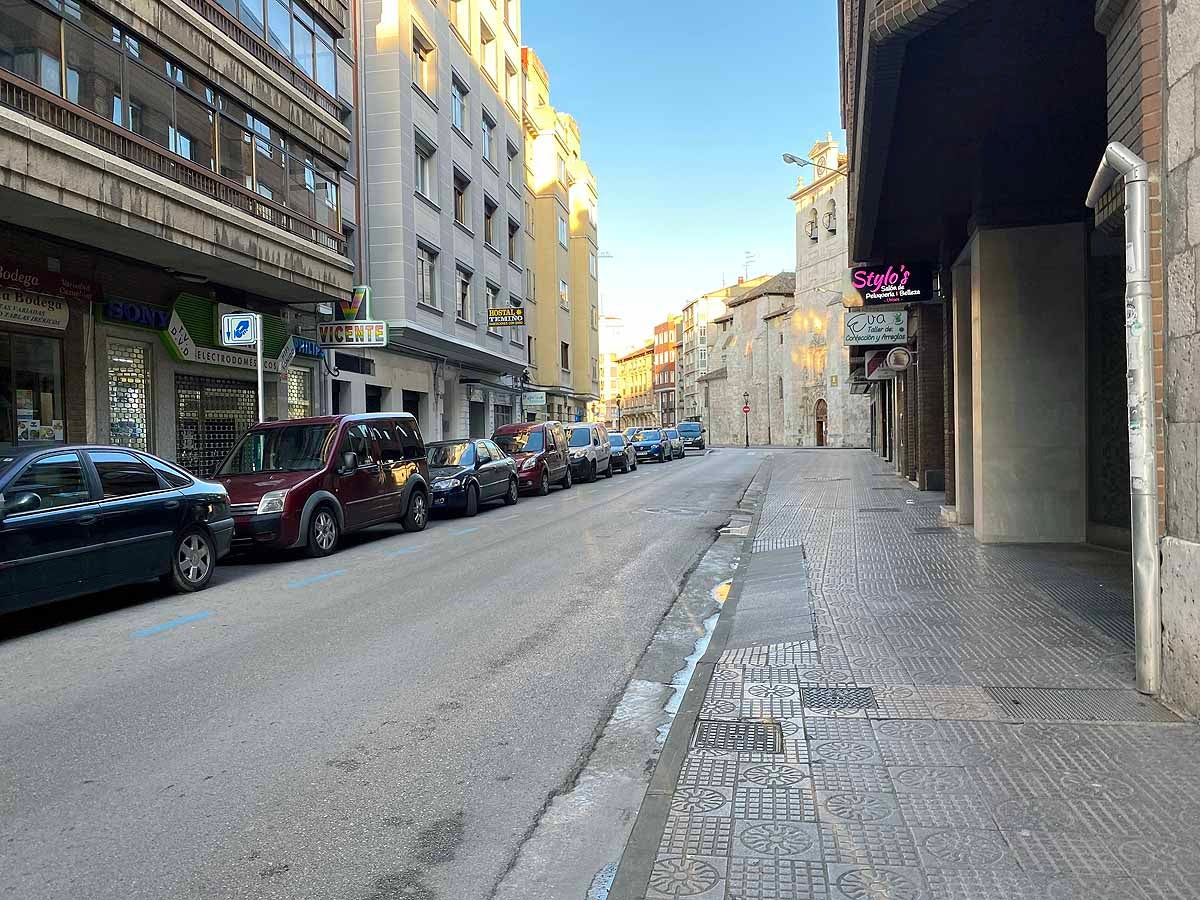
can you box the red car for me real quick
[215,413,430,557]
[492,421,573,495]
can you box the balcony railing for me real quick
[0,71,347,257]
[178,0,341,118]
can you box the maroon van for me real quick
[214,413,430,557]
[492,421,572,495]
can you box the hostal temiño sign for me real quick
[844,262,933,307]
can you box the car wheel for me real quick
[402,490,428,532]
[464,484,479,517]
[588,462,597,482]
[538,470,550,496]
[605,459,614,478]
[163,528,215,592]
[632,459,637,471]
[505,477,520,505]
[560,466,573,489]
[306,505,340,557]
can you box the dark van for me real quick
[492,420,572,495]
[215,413,430,557]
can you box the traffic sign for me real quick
[220,312,257,346]
[742,404,751,415]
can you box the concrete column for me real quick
[971,223,1088,543]
[952,251,974,524]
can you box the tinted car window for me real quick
[483,439,505,459]
[666,430,679,439]
[144,455,193,487]
[342,424,377,464]
[476,442,491,463]
[427,442,474,467]
[6,452,90,512]
[636,430,662,441]
[495,430,543,453]
[396,419,425,459]
[219,424,334,474]
[568,428,591,448]
[609,434,625,447]
[678,423,701,436]
[375,424,404,463]
[90,450,163,498]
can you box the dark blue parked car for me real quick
[631,429,672,463]
[0,445,234,613]
[427,438,519,516]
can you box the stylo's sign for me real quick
[844,262,934,307]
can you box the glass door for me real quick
[0,331,65,449]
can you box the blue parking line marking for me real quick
[448,526,480,536]
[287,569,346,589]
[386,547,419,556]
[132,611,213,638]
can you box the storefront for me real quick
[0,262,95,450]
[96,294,322,473]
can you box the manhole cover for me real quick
[692,718,783,753]
[804,687,878,709]
[983,687,1180,722]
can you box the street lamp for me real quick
[782,153,843,175]
[615,394,622,431]
[743,390,750,449]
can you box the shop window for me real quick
[175,374,257,475]
[287,366,312,418]
[91,449,162,497]
[107,340,151,451]
[3,333,64,446]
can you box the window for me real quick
[417,245,438,308]
[64,25,122,126]
[525,267,535,300]
[288,366,313,418]
[588,252,597,278]
[504,0,515,28]
[126,58,174,149]
[453,171,470,227]
[557,215,568,247]
[0,0,62,94]
[777,376,784,399]
[107,340,150,451]
[504,57,518,109]
[560,341,570,371]
[267,0,291,55]
[507,218,519,262]
[415,134,435,200]
[558,279,569,308]
[507,143,518,185]
[591,358,598,381]
[6,453,89,512]
[481,111,496,164]
[341,423,376,464]
[486,283,501,333]
[412,27,435,95]
[483,196,498,245]
[449,0,469,40]
[525,199,533,233]
[2,332,63,447]
[479,19,496,81]
[527,334,535,362]
[397,420,424,459]
[451,77,467,131]
[144,455,192,487]
[556,154,567,185]
[456,268,474,322]
[91,449,162,497]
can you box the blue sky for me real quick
[521,0,844,346]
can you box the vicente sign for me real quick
[318,321,389,347]
[844,310,907,346]
[844,262,933,307]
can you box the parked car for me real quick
[631,428,671,463]
[623,427,640,441]
[678,421,706,451]
[608,433,637,473]
[0,445,234,612]
[215,413,430,558]
[493,420,573,495]
[664,428,686,459]
[566,423,613,482]
[427,438,519,516]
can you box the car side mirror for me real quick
[476,457,486,469]
[1,490,42,518]
[339,450,359,474]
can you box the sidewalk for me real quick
[612,449,1200,900]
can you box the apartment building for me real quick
[0,0,355,467]
[616,342,653,429]
[652,314,679,427]
[358,0,527,439]
[521,46,599,425]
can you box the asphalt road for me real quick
[0,449,761,900]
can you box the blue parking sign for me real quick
[220,312,257,347]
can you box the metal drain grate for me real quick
[983,687,1180,722]
[913,527,951,534]
[803,687,878,709]
[693,718,784,753]
[859,507,900,513]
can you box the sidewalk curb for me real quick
[607,458,774,900]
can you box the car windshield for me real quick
[568,428,591,448]
[678,423,701,436]
[636,430,662,441]
[218,424,334,475]
[666,430,679,438]
[427,442,474,467]
[494,430,543,453]
[608,435,624,447]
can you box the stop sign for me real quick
[742,404,751,414]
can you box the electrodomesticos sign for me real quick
[318,321,388,347]
[844,262,933,307]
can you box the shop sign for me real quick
[0,289,70,330]
[523,391,547,407]
[317,321,389,347]
[101,299,170,330]
[165,310,293,372]
[487,307,525,327]
[844,310,908,346]
[334,285,373,322]
[293,336,324,358]
[844,262,933,307]
[0,260,99,302]
[865,349,895,381]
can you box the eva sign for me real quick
[220,312,257,346]
[844,310,907,346]
[844,262,933,307]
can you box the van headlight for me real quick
[256,490,289,515]
[521,457,538,471]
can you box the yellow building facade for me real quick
[521,48,600,424]
[616,342,655,429]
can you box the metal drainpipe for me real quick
[1085,141,1160,695]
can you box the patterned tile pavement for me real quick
[644,450,1199,899]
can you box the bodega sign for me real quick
[844,262,933,307]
